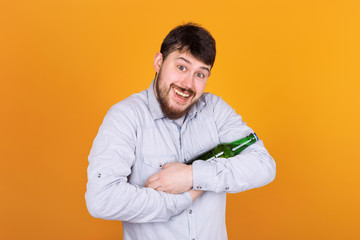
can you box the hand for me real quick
[145,162,193,194]
[189,189,203,201]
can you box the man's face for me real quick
[153,50,211,119]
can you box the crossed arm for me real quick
[146,97,276,196]
[145,96,276,196]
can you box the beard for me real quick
[155,70,197,120]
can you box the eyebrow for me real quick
[177,57,211,74]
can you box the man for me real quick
[85,23,276,240]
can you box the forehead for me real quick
[166,50,211,69]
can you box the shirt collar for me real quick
[147,79,206,121]
[147,80,164,120]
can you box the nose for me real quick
[180,73,193,90]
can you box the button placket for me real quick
[187,207,196,240]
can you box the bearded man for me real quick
[85,23,276,240]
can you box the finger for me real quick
[145,173,160,186]
[145,178,157,188]
[147,179,162,190]
[155,186,166,192]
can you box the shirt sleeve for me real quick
[85,107,192,223]
[192,96,276,193]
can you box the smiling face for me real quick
[153,50,211,119]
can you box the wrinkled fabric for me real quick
[85,80,276,240]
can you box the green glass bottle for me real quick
[185,133,259,165]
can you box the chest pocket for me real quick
[141,154,176,184]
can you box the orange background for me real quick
[1,0,359,239]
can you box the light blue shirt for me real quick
[85,81,276,240]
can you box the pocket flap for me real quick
[143,154,176,169]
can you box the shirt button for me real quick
[159,163,163,168]
[189,209,192,214]
[196,186,202,189]
[225,187,229,190]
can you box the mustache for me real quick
[171,83,195,96]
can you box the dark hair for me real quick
[160,23,216,68]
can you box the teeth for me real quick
[173,87,190,98]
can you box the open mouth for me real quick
[171,85,194,103]
[173,87,190,98]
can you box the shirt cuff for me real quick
[192,160,216,191]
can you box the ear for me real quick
[153,52,163,73]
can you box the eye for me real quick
[196,72,205,78]
[177,65,186,71]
